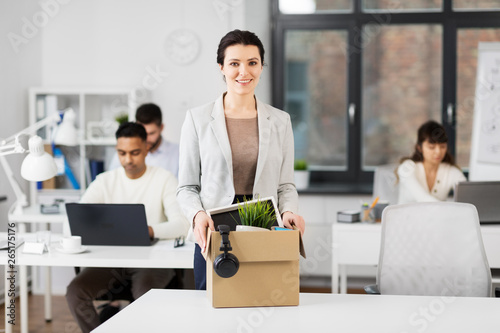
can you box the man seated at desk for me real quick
[66,122,189,333]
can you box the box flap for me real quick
[289,224,306,259]
[201,227,212,261]
[209,229,303,262]
[299,232,306,259]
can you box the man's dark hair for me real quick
[115,122,147,141]
[136,103,162,127]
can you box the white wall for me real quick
[39,0,273,143]
[245,0,272,104]
[0,1,44,228]
[0,0,46,301]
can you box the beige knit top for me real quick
[225,117,259,195]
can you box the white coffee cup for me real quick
[60,236,82,251]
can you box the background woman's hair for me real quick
[399,120,457,166]
[216,29,265,66]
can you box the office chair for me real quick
[372,164,399,205]
[365,202,492,297]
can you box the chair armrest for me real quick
[364,284,380,294]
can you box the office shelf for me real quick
[28,87,138,204]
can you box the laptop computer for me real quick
[454,181,500,224]
[65,203,158,246]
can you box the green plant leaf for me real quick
[294,159,308,170]
[115,113,129,125]
[236,198,276,229]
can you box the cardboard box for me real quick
[203,228,306,308]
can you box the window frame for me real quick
[271,0,500,193]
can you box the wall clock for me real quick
[164,29,201,66]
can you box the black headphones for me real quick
[213,225,239,278]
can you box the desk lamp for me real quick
[54,108,78,146]
[0,110,77,215]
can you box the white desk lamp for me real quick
[0,109,77,215]
[54,107,78,146]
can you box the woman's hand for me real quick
[193,211,215,252]
[282,211,305,235]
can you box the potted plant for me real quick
[235,198,276,231]
[115,112,129,125]
[294,159,309,190]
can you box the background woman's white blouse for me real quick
[397,160,466,204]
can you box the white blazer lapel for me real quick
[210,96,233,179]
[254,98,271,188]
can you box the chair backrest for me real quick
[377,202,492,297]
[372,164,399,205]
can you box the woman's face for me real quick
[219,44,263,96]
[420,140,448,165]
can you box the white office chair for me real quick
[366,202,492,297]
[372,164,399,205]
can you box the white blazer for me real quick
[177,94,299,224]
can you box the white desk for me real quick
[7,204,67,327]
[1,233,194,333]
[332,222,500,293]
[94,289,500,332]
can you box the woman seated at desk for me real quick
[396,120,466,204]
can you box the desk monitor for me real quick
[454,181,500,224]
[65,203,158,246]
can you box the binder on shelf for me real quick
[337,210,361,223]
[52,148,80,190]
[89,159,104,182]
[41,145,56,189]
[64,158,80,190]
[84,158,91,188]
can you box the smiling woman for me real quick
[176,29,306,291]
[220,44,263,113]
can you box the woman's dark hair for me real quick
[217,29,265,66]
[400,120,456,165]
[115,122,147,142]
